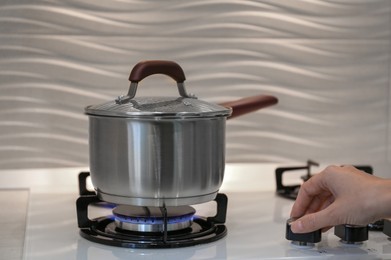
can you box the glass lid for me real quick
[85,60,231,119]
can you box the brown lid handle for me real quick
[129,60,186,83]
[117,60,192,103]
[219,95,278,119]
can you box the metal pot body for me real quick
[88,115,226,207]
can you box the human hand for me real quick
[290,165,391,233]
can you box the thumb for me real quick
[290,208,335,233]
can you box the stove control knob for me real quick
[334,224,368,244]
[369,219,384,231]
[286,218,321,245]
[382,219,391,237]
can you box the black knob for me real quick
[286,218,321,245]
[334,224,368,244]
[369,219,384,231]
[382,219,391,237]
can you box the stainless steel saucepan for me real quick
[85,60,278,207]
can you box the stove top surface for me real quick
[1,164,391,260]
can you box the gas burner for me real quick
[275,160,373,200]
[76,172,228,248]
[112,205,196,232]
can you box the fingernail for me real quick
[291,220,303,233]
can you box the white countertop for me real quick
[1,163,390,260]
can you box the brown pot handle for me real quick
[219,95,278,119]
[129,60,186,83]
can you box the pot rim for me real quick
[85,97,232,119]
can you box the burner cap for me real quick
[113,205,196,232]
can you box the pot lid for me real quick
[85,60,231,119]
[85,95,231,118]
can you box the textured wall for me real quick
[0,0,390,175]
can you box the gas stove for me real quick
[1,163,391,259]
[76,172,228,249]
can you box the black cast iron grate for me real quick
[76,172,228,248]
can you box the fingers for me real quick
[290,172,329,218]
[288,164,379,233]
[289,165,342,233]
[290,204,338,233]
[290,214,320,233]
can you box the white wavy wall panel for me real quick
[0,0,390,170]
